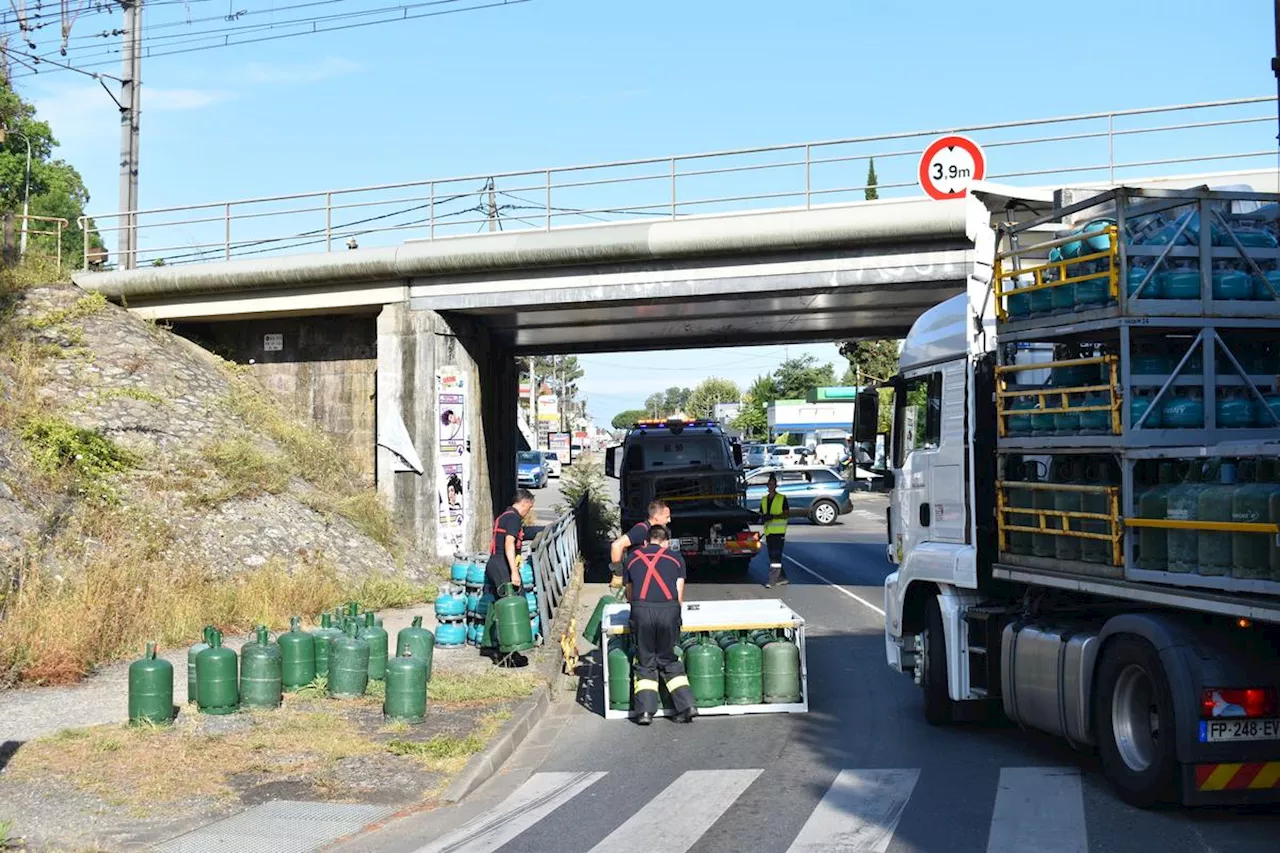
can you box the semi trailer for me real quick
[866,182,1280,807]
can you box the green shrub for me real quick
[553,457,618,547]
[19,416,139,503]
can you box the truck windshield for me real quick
[628,436,727,471]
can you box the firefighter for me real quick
[760,474,790,588]
[608,500,671,588]
[481,488,535,666]
[624,524,697,725]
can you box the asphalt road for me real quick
[345,497,1280,853]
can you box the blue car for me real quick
[744,465,854,526]
[517,450,549,489]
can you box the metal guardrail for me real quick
[79,95,1279,270]
[526,492,587,632]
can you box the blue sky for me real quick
[15,0,1280,424]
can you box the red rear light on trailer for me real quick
[1201,688,1278,719]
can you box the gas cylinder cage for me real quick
[989,186,1280,598]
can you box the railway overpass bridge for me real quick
[69,96,1280,558]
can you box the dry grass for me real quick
[219,367,402,556]
[0,502,432,685]
[7,705,380,810]
[427,670,540,705]
[197,436,292,503]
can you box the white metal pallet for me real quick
[599,598,809,720]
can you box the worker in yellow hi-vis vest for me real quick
[760,473,790,588]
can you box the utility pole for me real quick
[487,178,498,233]
[117,0,142,270]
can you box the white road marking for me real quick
[986,767,1088,853]
[784,554,886,616]
[413,771,606,853]
[785,768,920,853]
[585,769,761,853]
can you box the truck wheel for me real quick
[810,500,839,526]
[1093,636,1178,808]
[921,594,956,726]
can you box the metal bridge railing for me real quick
[79,95,1279,271]
[526,492,587,634]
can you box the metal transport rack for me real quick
[599,598,809,720]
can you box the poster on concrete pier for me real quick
[436,366,468,556]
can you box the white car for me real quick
[766,446,815,468]
[544,451,563,478]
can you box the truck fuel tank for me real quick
[1001,622,1099,750]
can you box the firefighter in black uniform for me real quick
[624,524,697,725]
[481,488,535,667]
[609,500,671,588]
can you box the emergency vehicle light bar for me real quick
[632,418,720,428]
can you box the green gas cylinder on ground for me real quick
[583,589,624,646]
[495,583,535,654]
[686,637,725,708]
[129,641,174,725]
[312,613,344,677]
[1167,461,1213,573]
[1231,460,1273,580]
[358,611,389,681]
[1138,462,1178,571]
[680,634,702,651]
[762,637,802,703]
[396,616,435,683]
[240,626,283,710]
[195,630,239,715]
[1054,458,1084,562]
[607,639,631,711]
[725,641,763,705]
[279,616,316,692]
[383,650,428,724]
[186,625,215,704]
[1197,461,1238,576]
[328,623,370,698]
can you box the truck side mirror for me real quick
[853,390,879,443]
[732,444,743,466]
[605,446,617,478]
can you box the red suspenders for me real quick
[630,547,674,601]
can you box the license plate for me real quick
[1199,717,1280,743]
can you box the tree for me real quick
[731,374,778,440]
[643,392,665,417]
[865,158,879,201]
[685,377,740,419]
[839,340,899,386]
[773,355,836,400]
[611,408,648,429]
[662,386,692,414]
[0,80,102,270]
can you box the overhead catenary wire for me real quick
[4,0,529,76]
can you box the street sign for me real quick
[918,134,986,200]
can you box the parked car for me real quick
[741,443,774,469]
[517,450,549,489]
[744,465,854,526]
[543,451,563,478]
[765,446,814,468]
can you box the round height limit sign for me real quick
[918,135,986,200]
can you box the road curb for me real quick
[441,560,585,804]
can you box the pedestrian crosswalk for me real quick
[413,766,1091,853]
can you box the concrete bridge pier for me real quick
[375,304,516,560]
